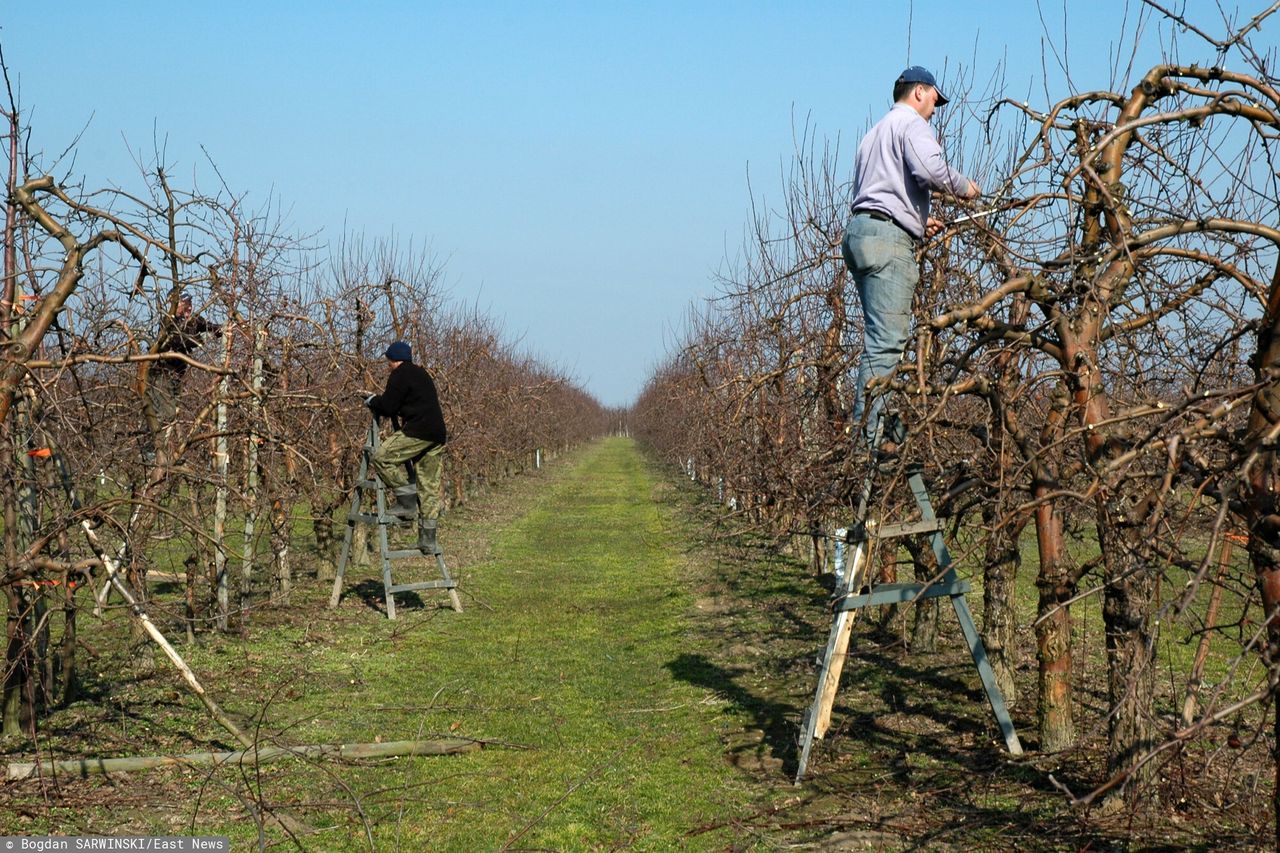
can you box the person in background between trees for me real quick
[365,340,448,555]
[842,65,981,446]
[144,290,222,459]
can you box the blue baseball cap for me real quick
[898,66,949,105]
[385,341,412,362]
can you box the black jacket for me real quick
[369,362,447,444]
[154,314,221,375]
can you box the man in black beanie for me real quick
[365,340,448,554]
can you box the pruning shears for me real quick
[926,195,1043,243]
[950,195,1038,226]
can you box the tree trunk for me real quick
[1098,508,1158,783]
[240,442,260,612]
[2,586,25,737]
[57,570,77,707]
[982,503,1023,708]
[272,496,290,596]
[240,330,265,610]
[312,504,337,582]
[904,536,940,653]
[1034,485,1074,752]
[874,539,904,636]
[32,589,48,713]
[4,400,38,736]
[1240,261,1280,840]
[213,346,230,630]
[183,553,198,645]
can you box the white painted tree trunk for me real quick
[240,330,265,608]
[213,329,232,630]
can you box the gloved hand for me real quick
[364,394,376,409]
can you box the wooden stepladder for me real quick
[329,417,462,618]
[795,416,1022,782]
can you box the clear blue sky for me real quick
[0,1,1248,407]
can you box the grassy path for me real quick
[185,436,764,849]
[346,435,759,849]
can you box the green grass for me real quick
[320,436,761,849]
[1,438,767,850]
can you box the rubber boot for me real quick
[389,486,418,525]
[417,518,441,555]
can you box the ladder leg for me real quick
[328,506,357,608]
[379,551,397,620]
[797,608,855,782]
[950,591,1023,755]
[796,537,872,782]
[437,554,463,612]
[910,469,1023,756]
[375,483,397,620]
[364,430,402,620]
[814,541,870,738]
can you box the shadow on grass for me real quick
[347,579,425,614]
[666,652,798,772]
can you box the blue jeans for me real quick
[841,215,919,441]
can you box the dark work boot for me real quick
[417,519,441,555]
[388,486,418,525]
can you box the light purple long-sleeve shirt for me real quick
[850,104,972,240]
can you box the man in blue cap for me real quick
[365,340,448,554]
[842,65,980,443]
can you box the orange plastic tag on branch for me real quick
[27,447,52,459]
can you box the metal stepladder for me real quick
[328,416,462,618]
[795,414,1022,783]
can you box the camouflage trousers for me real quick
[370,432,445,521]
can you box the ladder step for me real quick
[386,548,433,559]
[351,513,410,525]
[389,580,457,593]
[848,518,942,542]
[836,580,970,611]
